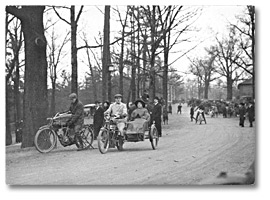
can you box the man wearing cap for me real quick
[93,100,104,139]
[151,97,162,137]
[104,94,128,138]
[66,93,85,151]
[239,102,246,127]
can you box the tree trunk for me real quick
[119,26,125,95]
[14,55,21,122]
[142,33,147,93]
[249,6,255,100]
[136,12,141,99]
[18,6,48,148]
[102,6,110,102]
[130,12,136,103]
[204,76,209,99]
[50,81,56,115]
[163,43,169,112]
[6,84,12,146]
[149,6,156,101]
[70,6,78,94]
[226,76,233,100]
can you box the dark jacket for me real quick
[68,99,84,126]
[239,106,246,118]
[93,106,104,129]
[152,103,162,122]
[247,105,255,121]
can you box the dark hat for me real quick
[114,94,123,98]
[154,96,159,101]
[95,100,101,104]
[134,99,145,108]
[103,100,110,105]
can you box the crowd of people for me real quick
[187,98,255,127]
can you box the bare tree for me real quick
[231,6,255,99]
[53,5,84,95]
[215,27,244,100]
[102,6,111,102]
[6,6,48,148]
[47,28,70,115]
[82,33,98,100]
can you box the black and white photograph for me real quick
[3,1,267,198]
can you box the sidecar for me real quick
[125,118,159,150]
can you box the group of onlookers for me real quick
[187,98,255,128]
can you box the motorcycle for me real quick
[97,115,159,154]
[34,112,94,153]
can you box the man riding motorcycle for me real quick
[65,93,85,151]
[104,94,128,139]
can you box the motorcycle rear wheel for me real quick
[34,128,57,153]
[98,129,110,154]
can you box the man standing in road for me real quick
[93,100,104,139]
[239,102,246,127]
[104,94,128,138]
[66,93,85,151]
[151,97,162,137]
[246,101,255,127]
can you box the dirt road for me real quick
[6,104,255,185]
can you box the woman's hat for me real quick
[154,96,159,101]
[134,99,145,108]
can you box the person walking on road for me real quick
[246,101,255,127]
[239,103,246,127]
[168,103,172,114]
[151,97,162,137]
[195,103,207,124]
[190,104,195,122]
[177,102,182,114]
[93,100,104,139]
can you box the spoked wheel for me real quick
[116,136,124,151]
[76,125,94,149]
[97,129,110,154]
[149,125,159,150]
[34,128,57,153]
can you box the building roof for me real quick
[238,78,253,85]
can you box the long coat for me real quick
[93,106,104,137]
[247,105,255,121]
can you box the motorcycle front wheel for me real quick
[98,129,110,154]
[116,136,124,151]
[149,125,159,150]
[34,127,57,153]
[76,125,94,149]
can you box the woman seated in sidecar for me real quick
[127,99,150,135]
